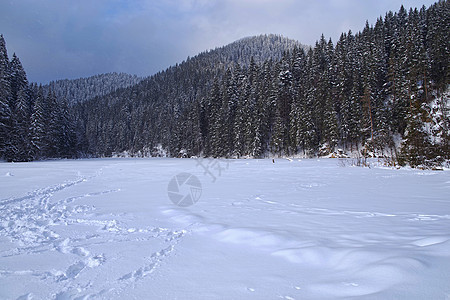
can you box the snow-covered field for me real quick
[1,158,449,299]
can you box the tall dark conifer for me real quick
[30,87,46,159]
[0,34,12,158]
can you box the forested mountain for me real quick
[76,34,306,157]
[76,2,449,167]
[0,34,302,162]
[195,34,308,68]
[43,73,142,105]
[1,1,449,168]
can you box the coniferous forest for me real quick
[0,1,449,167]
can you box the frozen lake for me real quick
[1,158,449,299]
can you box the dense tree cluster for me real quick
[77,2,449,167]
[1,2,449,168]
[0,35,77,162]
[76,35,305,157]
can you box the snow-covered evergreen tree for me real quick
[0,34,12,159]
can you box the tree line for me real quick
[77,1,449,167]
[0,35,77,162]
[1,1,449,168]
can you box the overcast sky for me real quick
[0,0,438,84]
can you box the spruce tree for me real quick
[0,34,12,159]
[30,87,47,159]
[399,98,433,167]
[10,88,32,161]
[10,53,28,105]
[58,98,77,158]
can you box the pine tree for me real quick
[46,90,63,157]
[169,103,183,157]
[9,87,32,161]
[289,48,307,154]
[6,54,31,161]
[208,78,223,157]
[10,53,28,105]
[252,81,267,158]
[30,87,47,159]
[58,98,77,158]
[185,99,203,156]
[342,85,362,151]
[243,79,256,156]
[219,69,235,156]
[271,55,293,155]
[232,65,247,157]
[290,47,318,156]
[255,60,274,156]
[0,34,12,159]
[399,98,433,167]
[371,17,392,153]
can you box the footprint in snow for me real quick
[72,247,90,257]
[16,293,33,300]
[56,261,86,281]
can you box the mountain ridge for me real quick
[75,2,449,167]
[42,72,142,105]
[43,34,306,104]
[1,1,448,168]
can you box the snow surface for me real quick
[0,158,449,299]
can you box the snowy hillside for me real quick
[42,73,143,105]
[1,158,449,299]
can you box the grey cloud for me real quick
[0,0,438,83]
